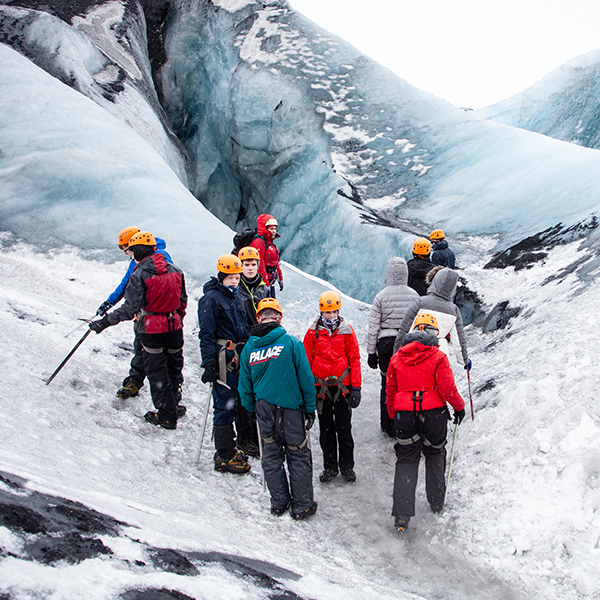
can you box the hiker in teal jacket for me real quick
[238,298,317,521]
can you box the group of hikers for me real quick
[88,216,470,530]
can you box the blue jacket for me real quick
[238,323,316,413]
[431,239,456,269]
[106,237,172,305]
[197,277,250,368]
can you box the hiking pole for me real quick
[467,370,474,421]
[195,384,213,466]
[45,329,92,385]
[445,423,459,493]
[64,317,93,339]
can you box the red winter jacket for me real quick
[303,317,362,388]
[386,337,464,418]
[250,214,282,284]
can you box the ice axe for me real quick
[445,422,459,495]
[195,384,213,465]
[64,316,94,339]
[467,370,474,421]
[45,329,92,385]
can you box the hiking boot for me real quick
[213,452,251,474]
[237,439,260,458]
[341,468,356,483]
[430,503,444,514]
[291,501,318,521]
[176,405,187,419]
[319,469,338,483]
[270,502,290,517]
[117,378,142,399]
[144,411,176,430]
[394,515,410,531]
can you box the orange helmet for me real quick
[413,313,439,332]
[238,247,260,262]
[412,237,431,256]
[128,231,156,247]
[118,226,140,249]
[256,298,283,316]
[430,229,445,241]
[217,254,243,274]
[319,291,342,311]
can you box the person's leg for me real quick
[333,397,354,472]
[391,411,421,517]
[318,397,338,472]
[377,337,395,436]
[422,407,449,510]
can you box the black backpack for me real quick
[232,228,258,255]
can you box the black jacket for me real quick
[431,240,456,269]
[238,274,271,327]
[407,257,434,296]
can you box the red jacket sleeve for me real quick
[303,328,315,371]
[346,327,362,387]
[250,237,268,281]
[434,355,465,411]
[386,358,398,419]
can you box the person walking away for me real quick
[89,231,187,430]
[367,257,419,437]
[407,238,435,297]
[393,268,471,373]
[430,229,456,269]
[197,254,252,473]
[303,291,361,484]
[387,313,466,531]
[250,215,283,297]
[96,226,175,400]
[238,298,318,520]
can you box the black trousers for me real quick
[392,407,449,516]
[255,400,314,513]
[318,387,354,472]
[126,329,146,387]
[139,330,184,423]
[377,336,396,435]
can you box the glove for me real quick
[453,408,466,425]
[305,412,315,431]
[464,359,472,371]
[367,353,378,370]
[96,300,112,316]
[201,363,219,384]
[278,279,284,291]
[89,315,110,334]
[348,387,361,409]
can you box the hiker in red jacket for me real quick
[304,291,361,484]
[387,313,465,531]
[250,214,283,297]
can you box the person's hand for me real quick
[453,408,466,425]
[464,359,472,371]
[348,387,361,409]
[367,353,378,370]
[96,301,112,316]
[278,280,284,291]
[305,412,315,430]
[89,315,110,334]
[201,363,219,384]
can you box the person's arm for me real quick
[434,355,465,411]
[346,327,362,387]
[386,360,398,419]
[295,341,317,413]
[107,270,144,325]
[302,328,315,368]
[367,295,382,355]
[197,294,219,367]
[238,346,256,413]
[454,307,469,365]
[106,259,136,305]
[393,299,420,353]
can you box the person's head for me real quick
[217,254,243,287]
[256,298,283,324]
[265,217,278,236]
[319,291,342,320]
[412,237,431,259]
[430,229,445,242]
[238,246,260,279]
[412,312,439,336]
[118,226,140,258]
[128,231,156,262]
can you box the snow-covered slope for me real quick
[477,49,600,150]
[1,229,600,599]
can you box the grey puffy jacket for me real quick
[367,258,419,354]
[393,268,469,365]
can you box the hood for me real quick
[401,331,439,348]
[432,239,449,251]
[256,214,275,239]
[397,340,440,366]
[427,267,459,300]
[385,257,408,286]
[250,323,286,343]
[203,276,234,297]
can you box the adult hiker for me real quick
[367,257,419,437]
[96,226,174,401]
[303,291,361,484]
[238,298,318,520]
[407,237,435,297]
[430,229,456,269]
[89,231,187,430]
[387,313,466,531]
[197,254,252,473]
[393,267,471,373]
[237,246,271,328]
[250,214,283,297]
